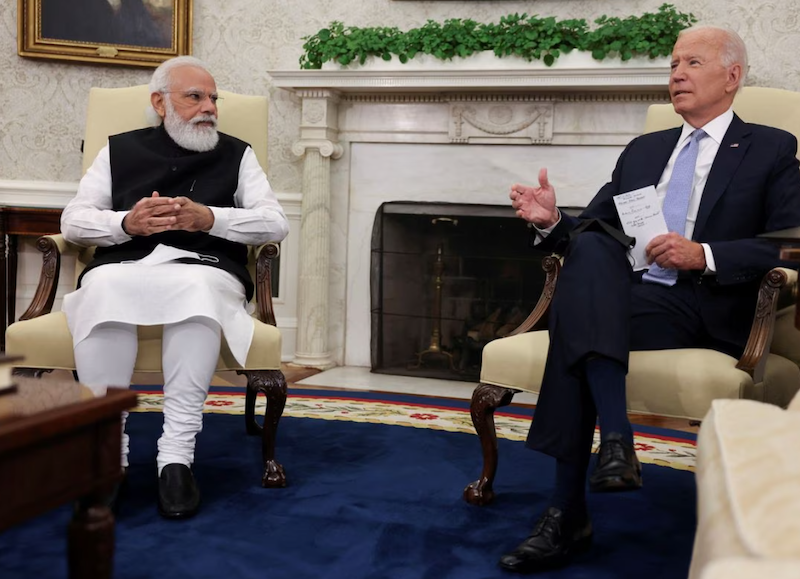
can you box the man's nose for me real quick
[200,96,217,114]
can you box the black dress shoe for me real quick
[158,463,200,519]
[499,507,592,573]
[589,432,642,492]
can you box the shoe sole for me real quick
[589,469,643,493]
[158,506,199,519]
[157,499,200,519]
[498,533,593,573]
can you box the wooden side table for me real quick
[0,379,137,579]
[0,207,63,350]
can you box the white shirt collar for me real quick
[678,108,734,146]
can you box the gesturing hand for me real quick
[509,168,560,228]
[171,196,215,232]
[122,192,181,236]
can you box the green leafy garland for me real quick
[300,3,696,70]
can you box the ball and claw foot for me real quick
[262,460,287,488]
[464,478,495,506]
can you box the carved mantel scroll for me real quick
[450,101,554,144]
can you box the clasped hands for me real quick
[122,191,214,236]
[509,167,706,271]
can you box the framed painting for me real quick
[17,0,193,68]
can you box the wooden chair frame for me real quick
[463,256,790,505]
[14,233,290,488]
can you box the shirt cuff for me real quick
[530,208,562,242]
[206,206,229,237]
[701,242,717,274]
[117,211,132,240]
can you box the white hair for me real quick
[162,96,219,152]
[145,56,214,126]
[677,25,748,91]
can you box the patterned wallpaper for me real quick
[1,0,799,191]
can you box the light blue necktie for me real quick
[642,129,707,286]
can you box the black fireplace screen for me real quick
[370,201,549,382]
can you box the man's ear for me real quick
[725,63,743,94]
[151,91,167,119]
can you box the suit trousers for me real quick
[526,230,708,461]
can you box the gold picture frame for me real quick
[18,0,193,68]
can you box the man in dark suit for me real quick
[499,25,800,573]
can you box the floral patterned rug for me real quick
[131,387,696,472]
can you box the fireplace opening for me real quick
[370,201,557,382]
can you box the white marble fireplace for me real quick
[270,55,671,369]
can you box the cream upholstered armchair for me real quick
[688,390,800,579]
[5,85,289,488]
[464,87,800,506]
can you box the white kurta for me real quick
[60,144,289,367]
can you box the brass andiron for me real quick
[410,217,458,370]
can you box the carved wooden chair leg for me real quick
[12,368,54,379]
[464,382,520,506]
[242,379,261,436]
[239,369,288,488]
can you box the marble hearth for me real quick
[270,57,671,369]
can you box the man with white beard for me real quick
[60,56,289,519]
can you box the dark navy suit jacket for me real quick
[539,114,800,352]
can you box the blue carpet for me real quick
[0,391,696,579]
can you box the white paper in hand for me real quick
[613,186,668,271]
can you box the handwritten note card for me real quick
[613,186,668,271]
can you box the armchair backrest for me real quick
[82,85,269,174]
[76,85,269,286]
[643,87,800,157]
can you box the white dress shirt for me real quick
[61,143,289,366]
[656,109,734,272]
[61,145,289,246]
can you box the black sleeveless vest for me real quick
[80,125,255,300]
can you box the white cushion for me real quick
[689,397,800,578]
[700,558,800,579]
[6,311,281,372]
[480,331,800,420]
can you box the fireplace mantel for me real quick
[270,59,672,369]
[269,54,670,93]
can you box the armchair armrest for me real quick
[253,241,280,326]
[502,257,792,385]
[19,234,83,321]
[736,267,794,382]
[507,255,561,336]
[19,235,283,326]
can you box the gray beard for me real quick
[163,101,219,152]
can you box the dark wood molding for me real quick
[0,207,62,349]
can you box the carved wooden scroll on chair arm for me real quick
[254,242,280,326]
[19,236,63,321]
[736,267,789,381]
[508,255,561,337]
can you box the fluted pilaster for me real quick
[292,91,342,367]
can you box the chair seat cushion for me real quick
[688,398,800,578]
[6,311,281,372]
[698,558,800,579]
[479,331,800,420]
